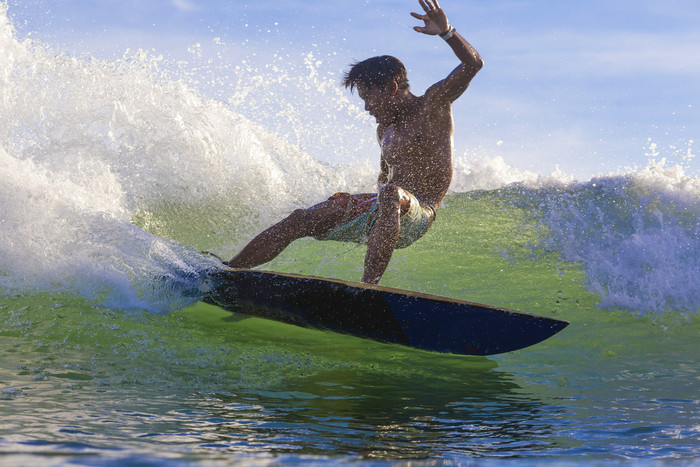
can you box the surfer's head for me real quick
[343,56,409,93]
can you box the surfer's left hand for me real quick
[411,0,450,36]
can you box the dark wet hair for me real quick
[343,55,409,92]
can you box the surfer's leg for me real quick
[228,198,350,268]
[362,184,411,284]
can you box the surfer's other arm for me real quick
[411,0,483,103]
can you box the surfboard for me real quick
[200,266,569,356]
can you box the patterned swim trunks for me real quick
[322,190,436,249]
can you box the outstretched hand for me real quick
[411,0,450,36]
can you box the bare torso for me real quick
[377,95,454,209]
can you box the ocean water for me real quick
[1,5,699,465]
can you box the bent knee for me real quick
[378,184,401,204]
[327,192,352,210]
[378,184,409,212]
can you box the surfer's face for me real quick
[358,83,395,125]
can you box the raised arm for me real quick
[411,0,483,102]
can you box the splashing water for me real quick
[0,4,373,311]
[509,159,700,315]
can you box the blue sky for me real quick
[6,0,700,179]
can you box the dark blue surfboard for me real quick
[201,267,568,356]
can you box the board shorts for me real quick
[322,190,436,249]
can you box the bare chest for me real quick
[380,123,425,166]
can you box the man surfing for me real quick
[228,0,483,284]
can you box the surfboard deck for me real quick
[200,267,569,356]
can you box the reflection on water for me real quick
[186,367,560,459]
[1,357,563,462]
